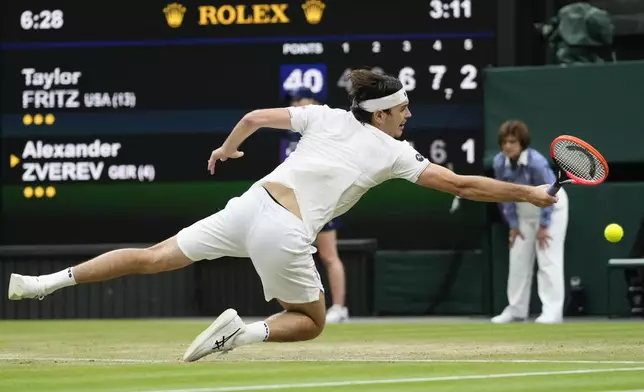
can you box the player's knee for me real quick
[301,313,325,340]
[280,293,326,340]
[308,306,327,339]
[310,320,325,339]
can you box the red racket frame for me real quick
[550,135,609,186]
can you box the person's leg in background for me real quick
[535,189,569,324]
[492,216,539,323]
[317,218,349,323]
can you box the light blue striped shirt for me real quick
[492,148,557,228]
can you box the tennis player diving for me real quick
[7,69,558,362]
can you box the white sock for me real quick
[234,321,269,346]
[39,267,77,294]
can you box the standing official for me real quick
[492,121,569,324]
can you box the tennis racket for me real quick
[547,135,609,196]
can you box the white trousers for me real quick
[502,189,569,319]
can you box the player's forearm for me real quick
[222,114,260,151]
[222,109,292,151]
[457,175,533,203]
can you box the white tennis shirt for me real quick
[253,104,430,238]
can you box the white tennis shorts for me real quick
[176,185,323,304]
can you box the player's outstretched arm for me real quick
[208,108,293,174]
[416,164,557,208]
[222,108,293,152]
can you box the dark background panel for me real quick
[1,0,496,43]
[1,132,284,184]
[1,37,495,113]
[0,129,485,248]
[0,0,494,250]
[0,183,486,250]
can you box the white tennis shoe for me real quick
[535,314,563,324]
[325,304,349,324]
[491,312,525,324]
[7,273,47,300]
[183,308,245,362]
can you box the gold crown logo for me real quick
[302,0,325,24]
[163,3,187,28]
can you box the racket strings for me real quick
[553,140,606,181]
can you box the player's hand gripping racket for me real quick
[547,135,609,196]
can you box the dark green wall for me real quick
[483,60,644,166]
[373,250,487,315]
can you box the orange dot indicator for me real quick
[34,186,44,198]
[23,114,33,126]
[33,114,44,125]
[45,113,55,125]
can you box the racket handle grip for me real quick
[547,182,561,196]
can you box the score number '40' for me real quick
[282,68,325,94]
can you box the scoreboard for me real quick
[2,0,494,109]
[0,0,496,248]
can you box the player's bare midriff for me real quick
[263,182,302,220]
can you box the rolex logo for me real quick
[163,3,187,28]
[302,0,325,24]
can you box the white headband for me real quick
[358,88,408,112]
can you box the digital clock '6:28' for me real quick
[20,10,64,30]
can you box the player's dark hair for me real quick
[498,120,531,149]
[349,69,403,124]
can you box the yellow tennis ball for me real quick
[604,223,624,243]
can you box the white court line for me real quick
[149,367,644,392]
[0,356,173,364]
[601,390,644,392]
[1,356,644,365]
[289,359,644,365]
